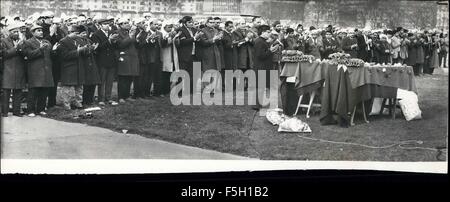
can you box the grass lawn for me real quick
[46,69,448,161]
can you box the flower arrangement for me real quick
[329,52,351,65]
[281,50,304,62]
[329,52,351,60]
[298,54,316,62]
[346,58,365,67]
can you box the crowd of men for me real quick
[1,11,449,117]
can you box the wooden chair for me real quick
[294,91,321,118]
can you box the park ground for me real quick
[2,68,447,161]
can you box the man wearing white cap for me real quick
[21,24,54,117]
[1,22,27,117]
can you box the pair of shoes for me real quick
[13,113,23,117]
[28,113,36,117]
[109,100,119,105]
[39,111,47,116]
[119,99,126,104]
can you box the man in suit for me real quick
[232,20,255,90]
[1,22,26,117]
[147,18,164,97]
[176,16,202,94]
[252,25,275,110]
[222,21,236,90]
[22,24,54,117]
[133,18,150,99]
[90,18,118,105]
[321,31,340,59]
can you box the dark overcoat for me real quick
[22,37,54,88]
[1,37,26,89]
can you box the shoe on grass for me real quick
[99,102,106,106]
[13,113,23,117]
[28,113,36,117]
[119,99,126,104]
[39,111,47,116]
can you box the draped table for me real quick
[279,61,417,127]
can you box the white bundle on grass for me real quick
[278,117,312,133]
[265,108,286,125]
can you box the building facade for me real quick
[1,0,448,30]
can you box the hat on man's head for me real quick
[134,17,146,24]
[257,24,271,35]
[30,24,43,32]
[97,18,114,24]
[180,16,193,24]
[68,25,86,33]
[53,17,62,24]
[7,21,25,31]
[143,13,152,18]
[40,11,54,18]
[117,18,129,25]
[272,20,280,27]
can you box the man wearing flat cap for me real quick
[1,22,27,117]
[21,24,54,117]
[90,18,118,106]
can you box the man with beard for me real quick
[22,24,54,116]
[232,19,255,90]
[112,18,139,103]
[1,22,27,117]
[147,18,164,97]
[133,18,151,99]
[90,18,118,106]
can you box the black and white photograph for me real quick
[0,0,448,178]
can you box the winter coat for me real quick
[1,37,26,89]
[22,37,54,88]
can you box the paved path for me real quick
[1,116,250,159]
